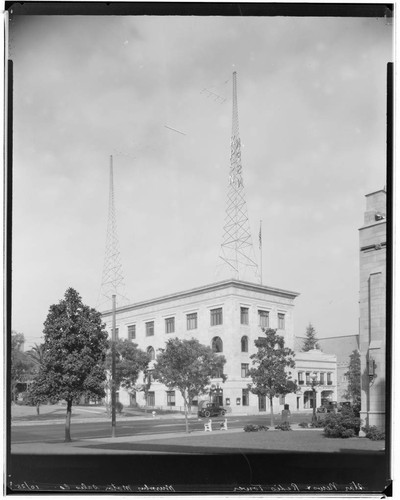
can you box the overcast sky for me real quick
[9,13,392,349]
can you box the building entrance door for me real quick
[258,395,266,411]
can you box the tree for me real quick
[249,328,297,426]
[28,288,109,442]
[153,338,227,433]
[26,344,46,414]
[11,331,33,402]
[105,339,149,410]
[302,323,320,352]
[344,350,361,408]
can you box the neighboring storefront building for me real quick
[294,348,337,411]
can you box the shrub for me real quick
[244,424,258,432]
[116,402,124,414]
[275,422,292,431]
[311,419,326,428]
[323,408,361,438]
[361,425,385,441]
[298,422,309,428]
[243,424,269,432]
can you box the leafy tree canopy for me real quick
[249,328,296,425]
[106,339,149,392]
[11,331,34,400]
[30,288,109,403]
[153,337,226,432]
[153,337,226,402]
[344,349,361,405]
[302,322,320,352]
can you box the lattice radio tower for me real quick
[97,155,129,310]
[216,71,261,283]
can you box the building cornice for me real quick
[101,279,300,317]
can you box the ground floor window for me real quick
[242,389,249,406]
[129,393,137,407]
[147,391,155,407]
[258,394,266,411]
[166,391,176,406]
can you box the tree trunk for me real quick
[269,396,274,427]
[65,399,72,442]
[183,393,189,434]
[36,403,40,415]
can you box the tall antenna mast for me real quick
[98,155,129,309]
[216,71,260,283]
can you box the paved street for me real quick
[11,414,279,445]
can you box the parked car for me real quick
[197,402,226,418]
[317,401,337,413]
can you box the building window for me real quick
[258,310,269,328]
[147,346,155,361]
[279,395,286,405]
[327,372,333,385]
[211,336,223,353]
[241,363,250,378]
[145,321,154,337]
[320,372,325,384]
[111,328,119,340]
[166,391,176,406]
[187,312,198,330]
[210,307,223,326]
[146,370,154,383]
[127,325,136,340]
[306,372,311,385]
[211,367,223,378]
[165,317,175,334]
[147,391,155,406]
[242,389,249,406]
[241,336,249,352]
[278,313,285,329]
[298,372,304,385]
[240,307,249,325]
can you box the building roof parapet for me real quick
[101,279,300,317]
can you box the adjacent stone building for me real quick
[359,189,386,431]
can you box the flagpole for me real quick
[259,220,263,285]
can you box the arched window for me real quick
[211,336,223,353]
[147,346,155,361]
[241,336,249,352]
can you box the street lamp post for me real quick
[310,372,318,425]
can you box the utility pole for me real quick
[111,294,116,438]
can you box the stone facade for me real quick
[359,189,386,431]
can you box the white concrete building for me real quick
[102,279,302,414]
[102,279,338,415]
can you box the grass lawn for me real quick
[142,430,385,454]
